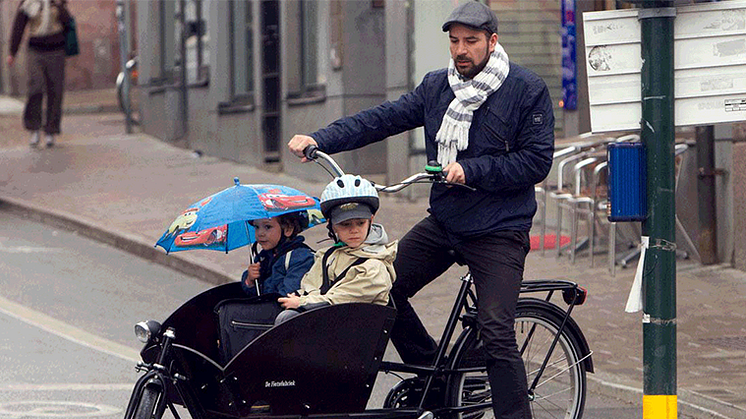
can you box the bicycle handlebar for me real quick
[302,145,475,193]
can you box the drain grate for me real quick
[699,336,746,351]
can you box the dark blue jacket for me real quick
[311,63,555,238]
[241,236,314,297]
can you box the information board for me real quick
[583,1,746,132]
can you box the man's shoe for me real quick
[45,134,55,148]
[29,131,40,148]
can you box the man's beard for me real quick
[456,51,491,79]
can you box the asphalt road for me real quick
[0,210,648,419]
[0,210,210,418]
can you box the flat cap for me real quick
[442,1,498,34]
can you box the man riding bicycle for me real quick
[289,3,554,418]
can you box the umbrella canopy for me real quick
[156,178,324,254]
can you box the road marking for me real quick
[0,295,140,363]
[0,243,64,253]
[0,401,120,418]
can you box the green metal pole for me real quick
[640,1,677,418]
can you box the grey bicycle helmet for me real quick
[320,174,379,224]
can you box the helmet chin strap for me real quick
[326,222,340,245]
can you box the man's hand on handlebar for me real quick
[444,162,466,185]
[288,135,318,162]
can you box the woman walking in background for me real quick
[7,0,71,148]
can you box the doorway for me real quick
[261,0,280,163]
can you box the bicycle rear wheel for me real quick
[517,305,586,419]
[448,304,586,419]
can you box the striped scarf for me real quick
[435,43,510,167]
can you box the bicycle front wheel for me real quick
[447,303,586,419]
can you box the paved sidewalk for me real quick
[1,97,745,418]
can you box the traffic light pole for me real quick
[639,2,677,418]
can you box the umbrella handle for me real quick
[248,237,261,295]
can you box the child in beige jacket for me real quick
[276,174,396,324]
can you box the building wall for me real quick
[136,0,261,160]
[134,0,572,178]
[282,0,387,181]
[339,0,387,175]
[137,0,386,179]
[0,0,123,95]
[732,126,746,271]
[282,0,344,182]
[492,0,565,135]
[384,0,413,190]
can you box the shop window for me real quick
[154,0,207,88]
[184,0,209,85]
[156,0,177,85]
[287,0,325,104]
[231,0,254,104]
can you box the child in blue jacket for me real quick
[241,212,314,297]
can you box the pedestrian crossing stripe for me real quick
[643,395,677,419]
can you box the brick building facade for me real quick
[0,0,127,95]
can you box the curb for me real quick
[1,195,744,419]
[0,195,233,287]
[63,104,123,115]
[1,95,123,116]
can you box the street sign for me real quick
[583,1,746,132]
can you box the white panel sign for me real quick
[583,1,746,133]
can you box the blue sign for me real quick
[561,0,577,110]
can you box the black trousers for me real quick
[390,215,532,419]
[24,49,65,135]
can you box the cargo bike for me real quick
[124,148,593,419]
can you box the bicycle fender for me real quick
[123,371,166,419]
[517,298,594,373]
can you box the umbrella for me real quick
[156,177,325,254]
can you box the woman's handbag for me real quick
[63,17,79,57]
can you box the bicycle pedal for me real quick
[418,411,434,419]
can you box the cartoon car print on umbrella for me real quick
[167,208,199,237]
[175,225,227,247]
[258,189,317,211]
[156,178,325,254]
